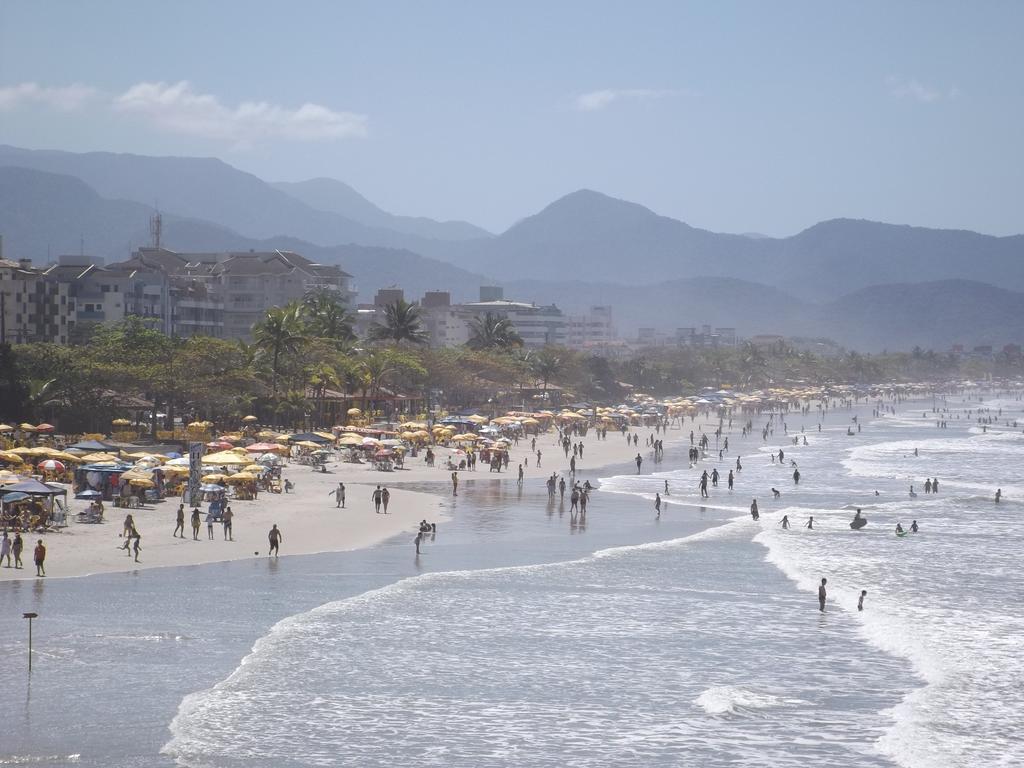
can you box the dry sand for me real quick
[0,420,697,581]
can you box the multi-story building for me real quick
[0,257,72,344]
[43,256,138,340]
[567,306,616,349]
[113,247,357,341]
[419,291,474,348]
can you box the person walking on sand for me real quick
[330,482,346,508]
[371,485,383,513]
[818,578,827,612]
[174,504,185,538]
[654,492,662,518]
[223,506,233,541]
[268,524,282,557]
[12,532,23,569]
[381,487,391,514]
[123,514,135,540]
[0,531,10,567]
[33,539,46,576]
[635,454,643,473]
[190,508,202,540]
[132,532,142,563]
[858,590,867,611]
[451,471,458,496]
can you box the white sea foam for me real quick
[695,685,807,715]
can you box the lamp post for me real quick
[23,612,38,671]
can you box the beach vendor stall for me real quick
[0,479,68,532]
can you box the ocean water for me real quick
[3,393,1023,767]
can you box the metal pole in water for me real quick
[23,612,37,671]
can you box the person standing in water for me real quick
[780,515,790,529]
[805,516,815,529]
[727,470,734,490]
[268,524,283,557]
[750,499,759,520]
[910,520,919,533]
[858,590,867,611]
[451,471,458,496]
[654,492,662,518]
[995,488,1002,502]
[818,578,827,612]
[635,454,643,473]
[793,468,801,485]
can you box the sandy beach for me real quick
[0,419,689,581]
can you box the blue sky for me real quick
[0,1,1020,236]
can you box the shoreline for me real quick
[0,416,682,582]
[0,397,879,583]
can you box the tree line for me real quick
[0,289,1014,432]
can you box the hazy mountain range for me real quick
[1,144,1022,352]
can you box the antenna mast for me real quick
[150,210,163,249]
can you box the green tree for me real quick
[0,343,29,421]
[467,312,523,352]
[302,288,355,346]
[252,304,307,397]
[369,298,429,345]
[531,346,566,397]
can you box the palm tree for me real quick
[303,288,355,345]
[274,389,309,430]
[531,347,565,398]
[252,304,307,397]
[369,298,429,345]
[467,312,523,351]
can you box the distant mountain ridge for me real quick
[0,145,480,255]
[0,165,490,304]
[272,178,491,241]
[443,189,1024,299]
[1,147,1023,352]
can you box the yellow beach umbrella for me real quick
[225,471,256,482]
[337,436,362,446]
[0,424,14,432]
[242,415,259,423]
[347,407,361,416]
[202,473,227,483]
[201,451,251,465]
[0,451,24,464]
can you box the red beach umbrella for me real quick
[38,459,65,472]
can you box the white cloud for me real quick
[0,82,97,111]
[574,88,673,112]
[887,76,961,103]
[114,81,367,145]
